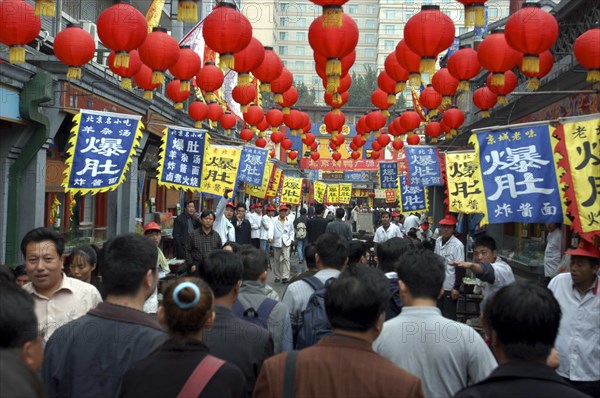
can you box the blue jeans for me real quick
[260,239,270,254]
[296,239,306,262]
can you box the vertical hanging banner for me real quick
[266,169,283,198]
[326,184,339,204]
[156,126,207,191]
[405,146,443,186]
[379,162,399,189]
[238,146,269,187]
[280,176,303,205]
[474,123,563,224]
[200,145,241,195]
[398,175,428,213]
[245,161,274,199]
[559,117,600,234]
[63,110,143,194]
[314,181,327,203]
[445,151,488,215]
[338,183,353,205]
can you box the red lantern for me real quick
[370,151,380,160]
[271,131,284,144]
[138,28,180,84]
[271,68,293,103]
[395,40,422,87]
[252,47,283,93]
[284,109,305,136]
[240,128,254,142]
[404,5,455,74]
[574,28,600,83]
[366,111,387,133]
[244,104,264,127]
[166,80,190,110]
[207,102,224,129]
[432,68,459,106]
[384,52,409,93]
[504,3,558,74]
[277,86,298,114]
[324,111,346,137]
[332,152,342,162]
[392,140,404,151]
[97,1,147,69]
[377,72,399,105]
[477,30,521,87]
[447,45,481,91]
[371,141,382,152]
[400,111,422,134]
[519,50,553,91]
[407,133,421,146]
[352,135,366,148]
[134,64,161,100]
[257,116,270,133]
[442,107,465,138]
[303,133,316,146]
[189,101,208,128]
[53,23,96,80]
[419,84,443,117]
[315,50,356,93]
[455,1,487,28]
[349,142,358,152]
[196,62,224,102]
[311,152,321,161]
[109,50,142,90]
[377,133,391,147]
[233,37,265,86]
[266,108,284,132]
[169,46,201,92]
[486,70,517,104]
[371,89,392,115]
[0,0,41,64]
[232,84,257,113]
[255,137,267,148]
[269,150,276,159]
[281,138,293,150]
[351,151,361,160]
[425,122,443,142]
[324,91,349,109]
[335,134,345,148]
[220,112,237,135]
[288,151,298,161]
[391,117,407,137]
[202,2,252,69]
[310,141,318,151]
[473,86,498,118]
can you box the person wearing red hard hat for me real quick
[548,239,600,397]
[434,214,465,321]
[271,205,295,284]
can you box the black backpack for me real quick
[295,276,333,349]
[232,298,278,329]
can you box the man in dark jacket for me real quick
[325,208,353,241]
[376,237,413,320]
[306,204,330,244]
[234,203,252,245]
[172,200,199,259]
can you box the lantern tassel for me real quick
[396,82,406,93]
[291,130,297,136]
[121,78,133,90]
[450,128,457,137]
[431,137,438,143]
[283,107,290,115]
[326,59,342,76]
[490,73,506,87]
[195,121,202,128]
[180,80,191,92]
[205,92,216,101]
[527,78,540,91]
[481,110,491,118]
[474,5,485,28]
[498,95,508,104]
[209,120,216,129]
[429,109,439,117]
[522,55,540,74]
[457,80,470,92]
[241,104,248,113]
[326,76,340,93]
[151,71,165,85]
[409,73,421,87]
[322,6,343,28]
[332,93,341,105]
[420,58,436,75]
[219,54,234,70]
[174,102,183,110]
[9,46,26,64]
[586,70,600,83]
[382,110,390,117]
[35,0,55,17]
[260,83,271,93]
[225,129,231,135]
[332,131,338,140]
[274,93,283,103]
[387,94,396,105]
[143,90,154,100]
[66,67,82,80]
[237,73,251,86]
[177,1,198,23]
[114,52,130,69]
[464,5,476,28]
[332,108,341,115]
[442,95,452,107]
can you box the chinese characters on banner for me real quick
[560,118,600,233]
[405,146,443,186]
[63,110,143,194]
[398,175,428,213]
[266,169,283,198]
[280,177,303,205]
[445,151,488,214]
[156,127,206,191]
[245,161,275,199]
[326,184,339,204]
[238,146,269,187]
[476,124,563,224]
[338,184,353,204]
[385,189,397,203]
[379,162,399,189]
[200,145,241,195]
[314,181,327,203]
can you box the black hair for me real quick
[300,208,307,215]
[20,227,64,257]
[161,277,213,337]
[236,203,247,210]
[348,240,367,265]
[13,265,27,277]
[0,265,15,282]
[315,203,325,215]
[222,241,241,253]
[239,247,268,281]
[198,250,243,298]
[304,243,318,270]
[200,209,216,220]
[315,233,349,270]
[0,281,38,348]
[395,249,445,300]
[380,211,390,218]
[484,281,561,361]
[377,238,412,273]
[101,233,158,296]
[183,200,195,208]
[70,245,98,266]
[325,266,390,332]
[473,234,497,251]
[335,208,345,219]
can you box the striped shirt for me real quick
[185,228,222,265]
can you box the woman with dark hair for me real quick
[119,278,246,397]
[68,245,104,297]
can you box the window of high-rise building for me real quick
[298,17,307,26]
[280,3,289,11]
[365,33,376,43]
[295,60,305,70]
[405,10,415,20]
[279,46,288,55]
[365,48,375,58]
[282,60,288,67]
[279,32,288,41]
[348,4,358,14]
[384,40,395,50]
[365,19,376,28]
[295,47,306,56]
[311,75,320,85]
[280,17,288,26]
[385,10,396,19]
[296,75,305,84]
[296,31,306,41]
[489,7,499,18]
[366,5,376,14]
[384,25,395,34]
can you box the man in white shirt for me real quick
[544,223,562,282]
[213,188,236,245]
[403,212,420,233]
[250,203,264,248]
[434,214,464,321]
[373,211,403,253]
[548,240,600,397]
[271,205,295,284]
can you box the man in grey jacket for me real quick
[325,208,353,241]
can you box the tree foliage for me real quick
[296,81,316,107]
[347,65,378,108]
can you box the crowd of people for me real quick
[1,195,599,398]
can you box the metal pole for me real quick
[55,0,63,35]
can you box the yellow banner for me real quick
[338,183,352,205]
[246,161,274,199]
[200,145,241,195]
[281,176,303,205]
[314,181,327,203]
[266,169,282,198]
[146,0,165,32]
[445,151,488,215]
[326,184,339,204]
[562,119,600,233]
